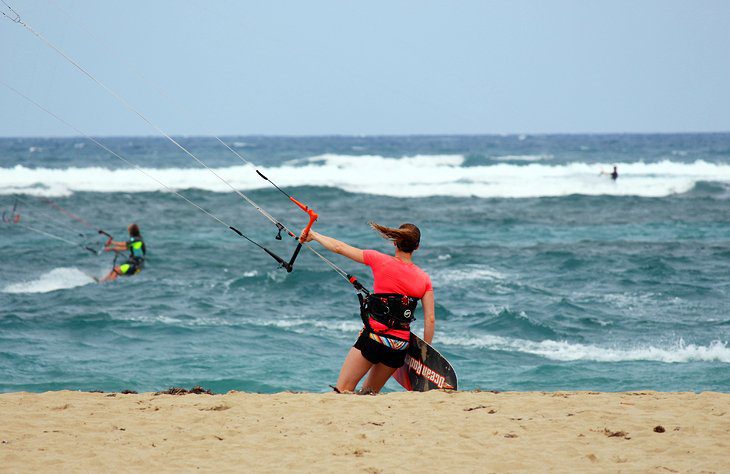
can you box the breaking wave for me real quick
[2,267,95,294]
[438,334,730,363]
[2,157,730,198]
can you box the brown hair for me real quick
[128,223,141,237]
[369,222,421,253]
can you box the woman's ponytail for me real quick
[369,222,421,253]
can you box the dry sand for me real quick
[1,390,728,472]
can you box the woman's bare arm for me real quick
[105,240,127,252]
[303,230,365,264]
[421,290,435,344]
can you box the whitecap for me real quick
[438,335,730,363]
[492,154,553,162]
[432,265,507,285]
[2,158,730,199]
[3,267,95,293]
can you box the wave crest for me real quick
[438,335,730,363]
[2,158,730,198]
[3,267,95,293]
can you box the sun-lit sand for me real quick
[1,390,728,472]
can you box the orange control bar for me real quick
[290,196,318,242]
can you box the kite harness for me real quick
[359,293,418,332]
[358,292,419,349]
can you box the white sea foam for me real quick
[117,313,363,333]
[2,267,95,293]
[438,334,730,363]
[249,317,361,334]
[1,158,730,198]
[432,265,507,285]
[492,154,553,162]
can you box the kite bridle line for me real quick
[0,80,295,271]
[44,0,321,257]
[0,78,366,294]
[2,195,113,254]
[0,3,363,282]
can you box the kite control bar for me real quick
[99,229,114,245]
[255,170,318,273]
[290,196,318,242]
[284,195,318,272]
[273,196,317,272]
[83,229,113,255]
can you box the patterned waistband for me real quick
[367,331,409,351]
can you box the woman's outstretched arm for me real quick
[105,240,128,252]
[303,230,365,264]
[422,290,435,344]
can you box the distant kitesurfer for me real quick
[100,223,146,282]
[601,166,618,180]
[301,222,435,394]
[2,198,21,223]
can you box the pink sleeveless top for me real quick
[363,250,433,339]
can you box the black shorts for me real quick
[354,331,407,369]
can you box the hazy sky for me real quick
[1,0,729,136]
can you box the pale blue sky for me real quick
[1,0,729,136]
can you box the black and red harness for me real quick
[358,292,419,345]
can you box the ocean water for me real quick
[1,134,729,393]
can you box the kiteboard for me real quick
[393,333,457,391]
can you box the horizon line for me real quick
[1,130,730,140]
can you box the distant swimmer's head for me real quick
[369,222,421,253]
[128,223,141,237]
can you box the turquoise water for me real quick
[1,134,729,393]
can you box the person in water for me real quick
[302,222,435,394]
[601,166,619,180]
[101,223,146,282]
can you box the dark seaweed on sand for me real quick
[155,385,214,395]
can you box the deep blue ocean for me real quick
[1,134,729,393]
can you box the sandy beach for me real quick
[1,390,728,472]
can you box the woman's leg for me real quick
[360,364,397,394]
[100,266,121,282]
[336,347,373,392]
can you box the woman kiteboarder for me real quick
[100,223,146,282]
[302,222,435,394]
